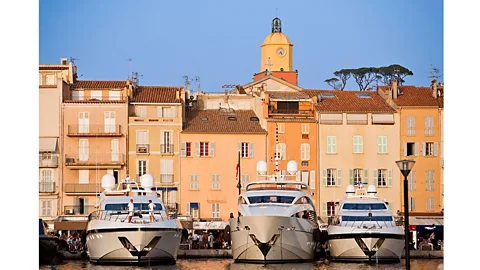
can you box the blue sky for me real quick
[40,0,443,92]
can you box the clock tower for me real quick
[260,17,293,72]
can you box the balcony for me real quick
[67,125,123,137]
[64,154,125,168]
[39,154,58,167]
[136,144,149,154]
[64,183,101,194]
[160,174,174,183]
[39,181,55,193]
[269,109,314,116]
[63,205,96,215]
[160,144,174,154]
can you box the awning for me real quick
[409,217,444,229]
[53,221,88,231]
[180,220,193,229]
[39,138,58,152]
[190,202,199,209]
[193,221,229,230]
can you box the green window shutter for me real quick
[377,136,381,153]
[249,143,254,158]
[353,136,357,153]
[333,137,337,153]
[195,142,200,157]
[359,136,363,153]
[374,169,378,186]
[349,169,353,185]
[321,202,327,217]
[327,137,331,153]
[388,169,392,187]
[209,142,215,157]
[238,142,242,154]
[322,169,327,186]
[337,169,342,186]
[383,136,388,153]
[388,202,393,210]
[364,169,368,185]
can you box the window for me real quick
[425,116,434,136]
[405,142,415,156]
[327,169,336,186]
[136,106,147,117]
[406,116,415,136]
[353,136,363,154]
[90,90,102,100]
[78,112,90,133]
[310,170,316,189]
[158,106,176,118]
[327,136,337,154]
[186,202,199,218]
[109,91,121,100]
[352,169,362,185]
[327,202,336,216]
[104,111,116,133]
[46,74,55,85]
[40,200,53,216]
[377,136,388,154]
[409,197,416,211]
[425,142,434,156]
[78,139,89,161]
[426,198,435,211]
[40,170,54,192]
[186,142,191,157]
[301,161,309,166]
[239,142,254,158]
[212,202,220,219]
[79,170,89,184]
[300,143,310,161]
[161,131,172,153]
[72,91,84,101]
[408,171,416,191]
[241,174,250,190]
[111,139,119,162]
[426,171,434,191]
[277,123,285,134]
[377,169,387,187]
[275,143,286,160]
[160,160,173,183]
[136,130,148,153]
[137,160,147,176]
[212,174,220,190]
[200,142,209,157]
[302,124,310,134]
[190,174,198,190]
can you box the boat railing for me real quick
[88,209,174,223]
[328,215,397,229]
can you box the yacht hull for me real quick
[86,220,181,264]
[230,216,315,263]
[327,225,404,262]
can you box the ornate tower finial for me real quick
[272,17,282,33]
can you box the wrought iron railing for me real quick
[39,154,58,167]
[67,125,123,136]
[160,174,174,183]
[64,154,125,165]
[88,210,175,223]
[269,109,314,116]
[136,144,149,153]
[328,215,397,228]
[160,144,174,154]
[64,183,101,193]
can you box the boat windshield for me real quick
[104,203,163,211]
[342,203,387,210]
[247,196,296,204]
[341,216,393,222]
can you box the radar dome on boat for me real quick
[367,185,377,194]
[140,174,154,190]
[101,174,116,191]
[256,160,268,175]
[287,160,298,175]
[346,184,355,197]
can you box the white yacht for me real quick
[327,184,404,262]
[86,174,182,264]
[230,160,317,263]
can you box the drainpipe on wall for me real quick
[177,125,181,215]
[316,112,321,218]
[59,98,64,218]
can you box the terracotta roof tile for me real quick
[183,110,267,134]
[73,80,127,89]
[303,90,395,113]
[378,85,439,107]
[267,91,310,100]
[39,66,69,70]
[132,86,182,103]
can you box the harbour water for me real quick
[40,259,444,270]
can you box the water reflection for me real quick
[40,259,443,270]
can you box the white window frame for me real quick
[408,171,416,191]
[302,124,310,134]
[78,139,89,161]
[190,174,199,190]
[46,74,55,85]
[104,111,116,133]
[377,136,388,154]
[406,116,415,136]
[136,106,147,117]
[425,116,434,136]
[276,143,286,160]
[40,200,53,216]
[137,160,147,176]
[300,143,310,161]
[427,198,435,211]
[240,142,249,158]
[353,168,363,185]
[90,90,102,100]
[377,169,387,187]
[212,202,220,219]
[327,169,336,186]
[241,174,250,190]
[410,197,416,211]
[109,90,121,101]
[79,170,89,184]
[212,174,220,190]
[327,136,337,154]
[72,90,84,101]
[353,136,363,154]
[277,123,285,134]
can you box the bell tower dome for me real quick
[260,17,293,72]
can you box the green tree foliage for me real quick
[324,78,341,90]
[378,64,413,86]
[333,69,351,90]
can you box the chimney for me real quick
[367,87,373,92]
[391,80,398,99]
[431,80,438,99]
[176,89,180,100]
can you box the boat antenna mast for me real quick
[274,123,280,180]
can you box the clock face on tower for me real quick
[277,47,285,57]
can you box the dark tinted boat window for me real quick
[247,196,296,204]
[105,203,162,211]
[341,216,393,221]
[342,203,387,210]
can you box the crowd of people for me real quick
[58,232,85,252]
[182,230,231,250]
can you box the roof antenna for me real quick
[127,58,133,80]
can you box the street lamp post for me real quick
[396,159,416,270]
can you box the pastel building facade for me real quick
[128,85,184,213]
[304,90,401,219]
[58,80,130,230]
[180,109,267,221]
[378,81,442,213]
